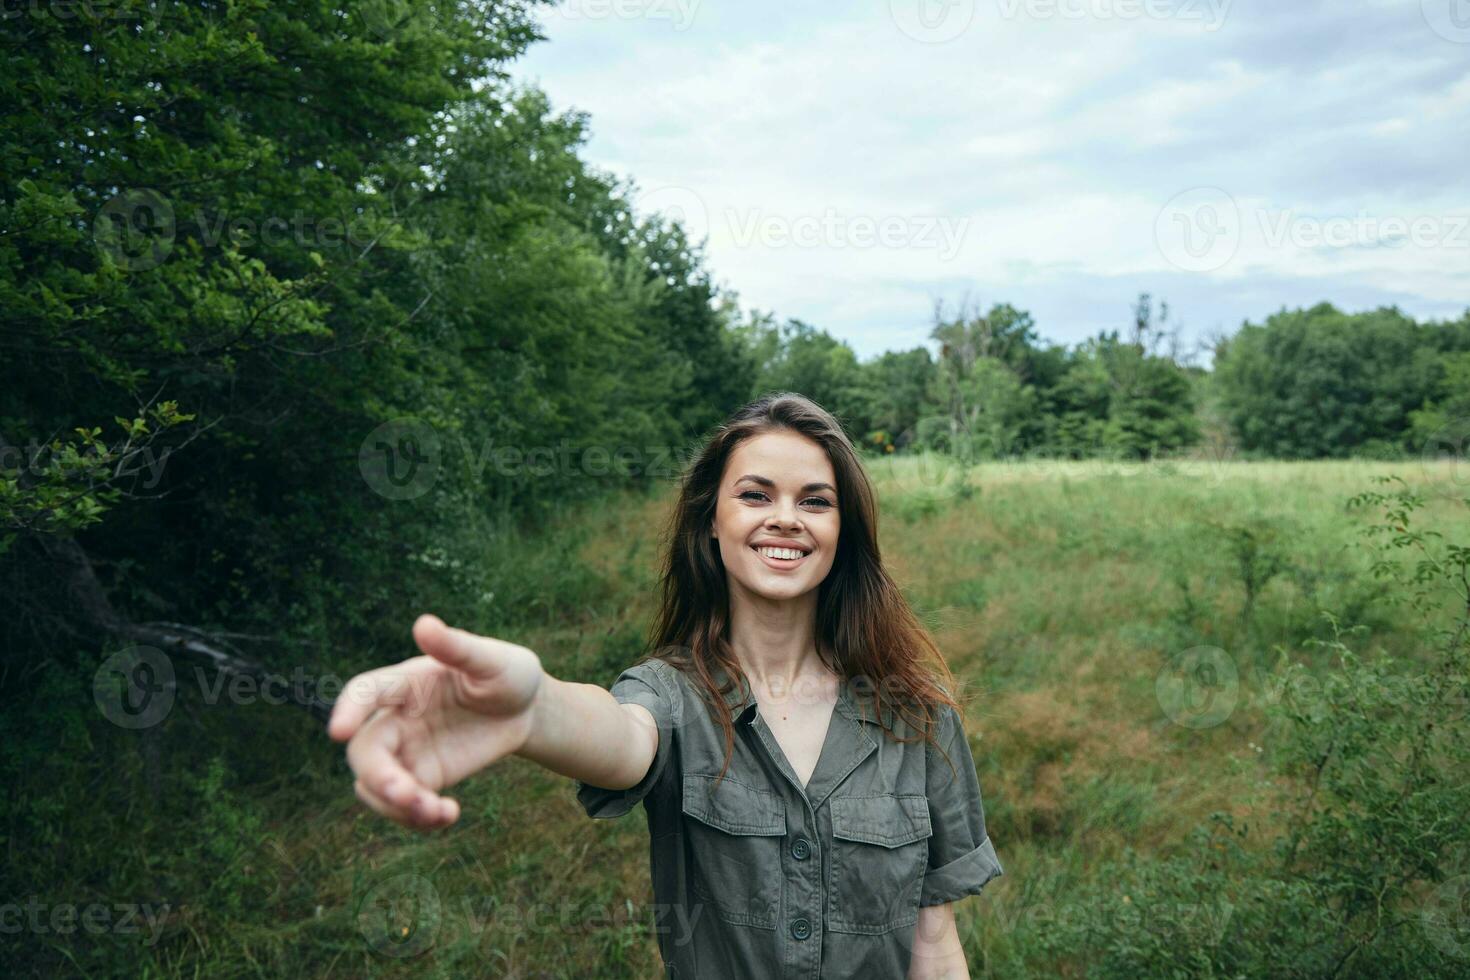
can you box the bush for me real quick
[1041,476,1470,978]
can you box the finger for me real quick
[412,613,523,681]
[355,777,415,826]
[327,661,431,742]
[347,716,423,800]
[424,793,461,828]
[345,714,462,826]
[328,693,371,742]
[355,775,460,830]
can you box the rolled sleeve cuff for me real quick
[575,687,671,820]
[919,834,1004,906]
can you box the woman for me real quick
[328,392,1003,978]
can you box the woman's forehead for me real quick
[726,432,835,484]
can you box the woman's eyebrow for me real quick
[735,474,837,494]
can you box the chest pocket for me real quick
[828,793,933,933]
[680,772,787,929]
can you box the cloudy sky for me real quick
[516,0,1470,364]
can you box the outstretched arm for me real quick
[327,613,656,830]
[516,675,660,791]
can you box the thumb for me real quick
[412,613,522,680]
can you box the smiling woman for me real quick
[720,433,842,600]
[328,392,1002,979]
[585,392,1003,977]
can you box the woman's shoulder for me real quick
[615,655,680,689]
[624,656,746,716]
[618,655,698,703]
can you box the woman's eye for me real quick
[737,490,832,509]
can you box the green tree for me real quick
[739,315,871,440]
[1213,304,1463,458]
[854,347,937,452]
[1407,350,1470,454]
[0,1,748,711]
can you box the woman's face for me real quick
[710,430,840,602]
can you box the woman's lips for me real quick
[751,545,809,569]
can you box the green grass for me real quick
[4,458,1467,977]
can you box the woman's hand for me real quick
[326,613,545,830]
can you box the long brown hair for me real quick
[641,391,966,786]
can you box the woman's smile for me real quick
[751,543,812,569]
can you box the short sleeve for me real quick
[575,659,681,820]
[920,704,1004,906]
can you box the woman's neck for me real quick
[726,587,834,695]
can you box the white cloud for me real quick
[517,0,1470,358]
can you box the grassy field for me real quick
[6,456,1468,977]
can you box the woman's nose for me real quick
[768,505,801,529]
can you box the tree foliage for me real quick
[0,0,749,679]
[1213,303,1470,459]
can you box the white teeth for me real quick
[756,546,806,561]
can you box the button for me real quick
[790,916,812,940]
[791,837,810,860]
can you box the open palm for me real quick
[327,613,544,829]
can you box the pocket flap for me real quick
[681,772,786,835]
[830,794,932,848]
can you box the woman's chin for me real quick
[735,574,820,602]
